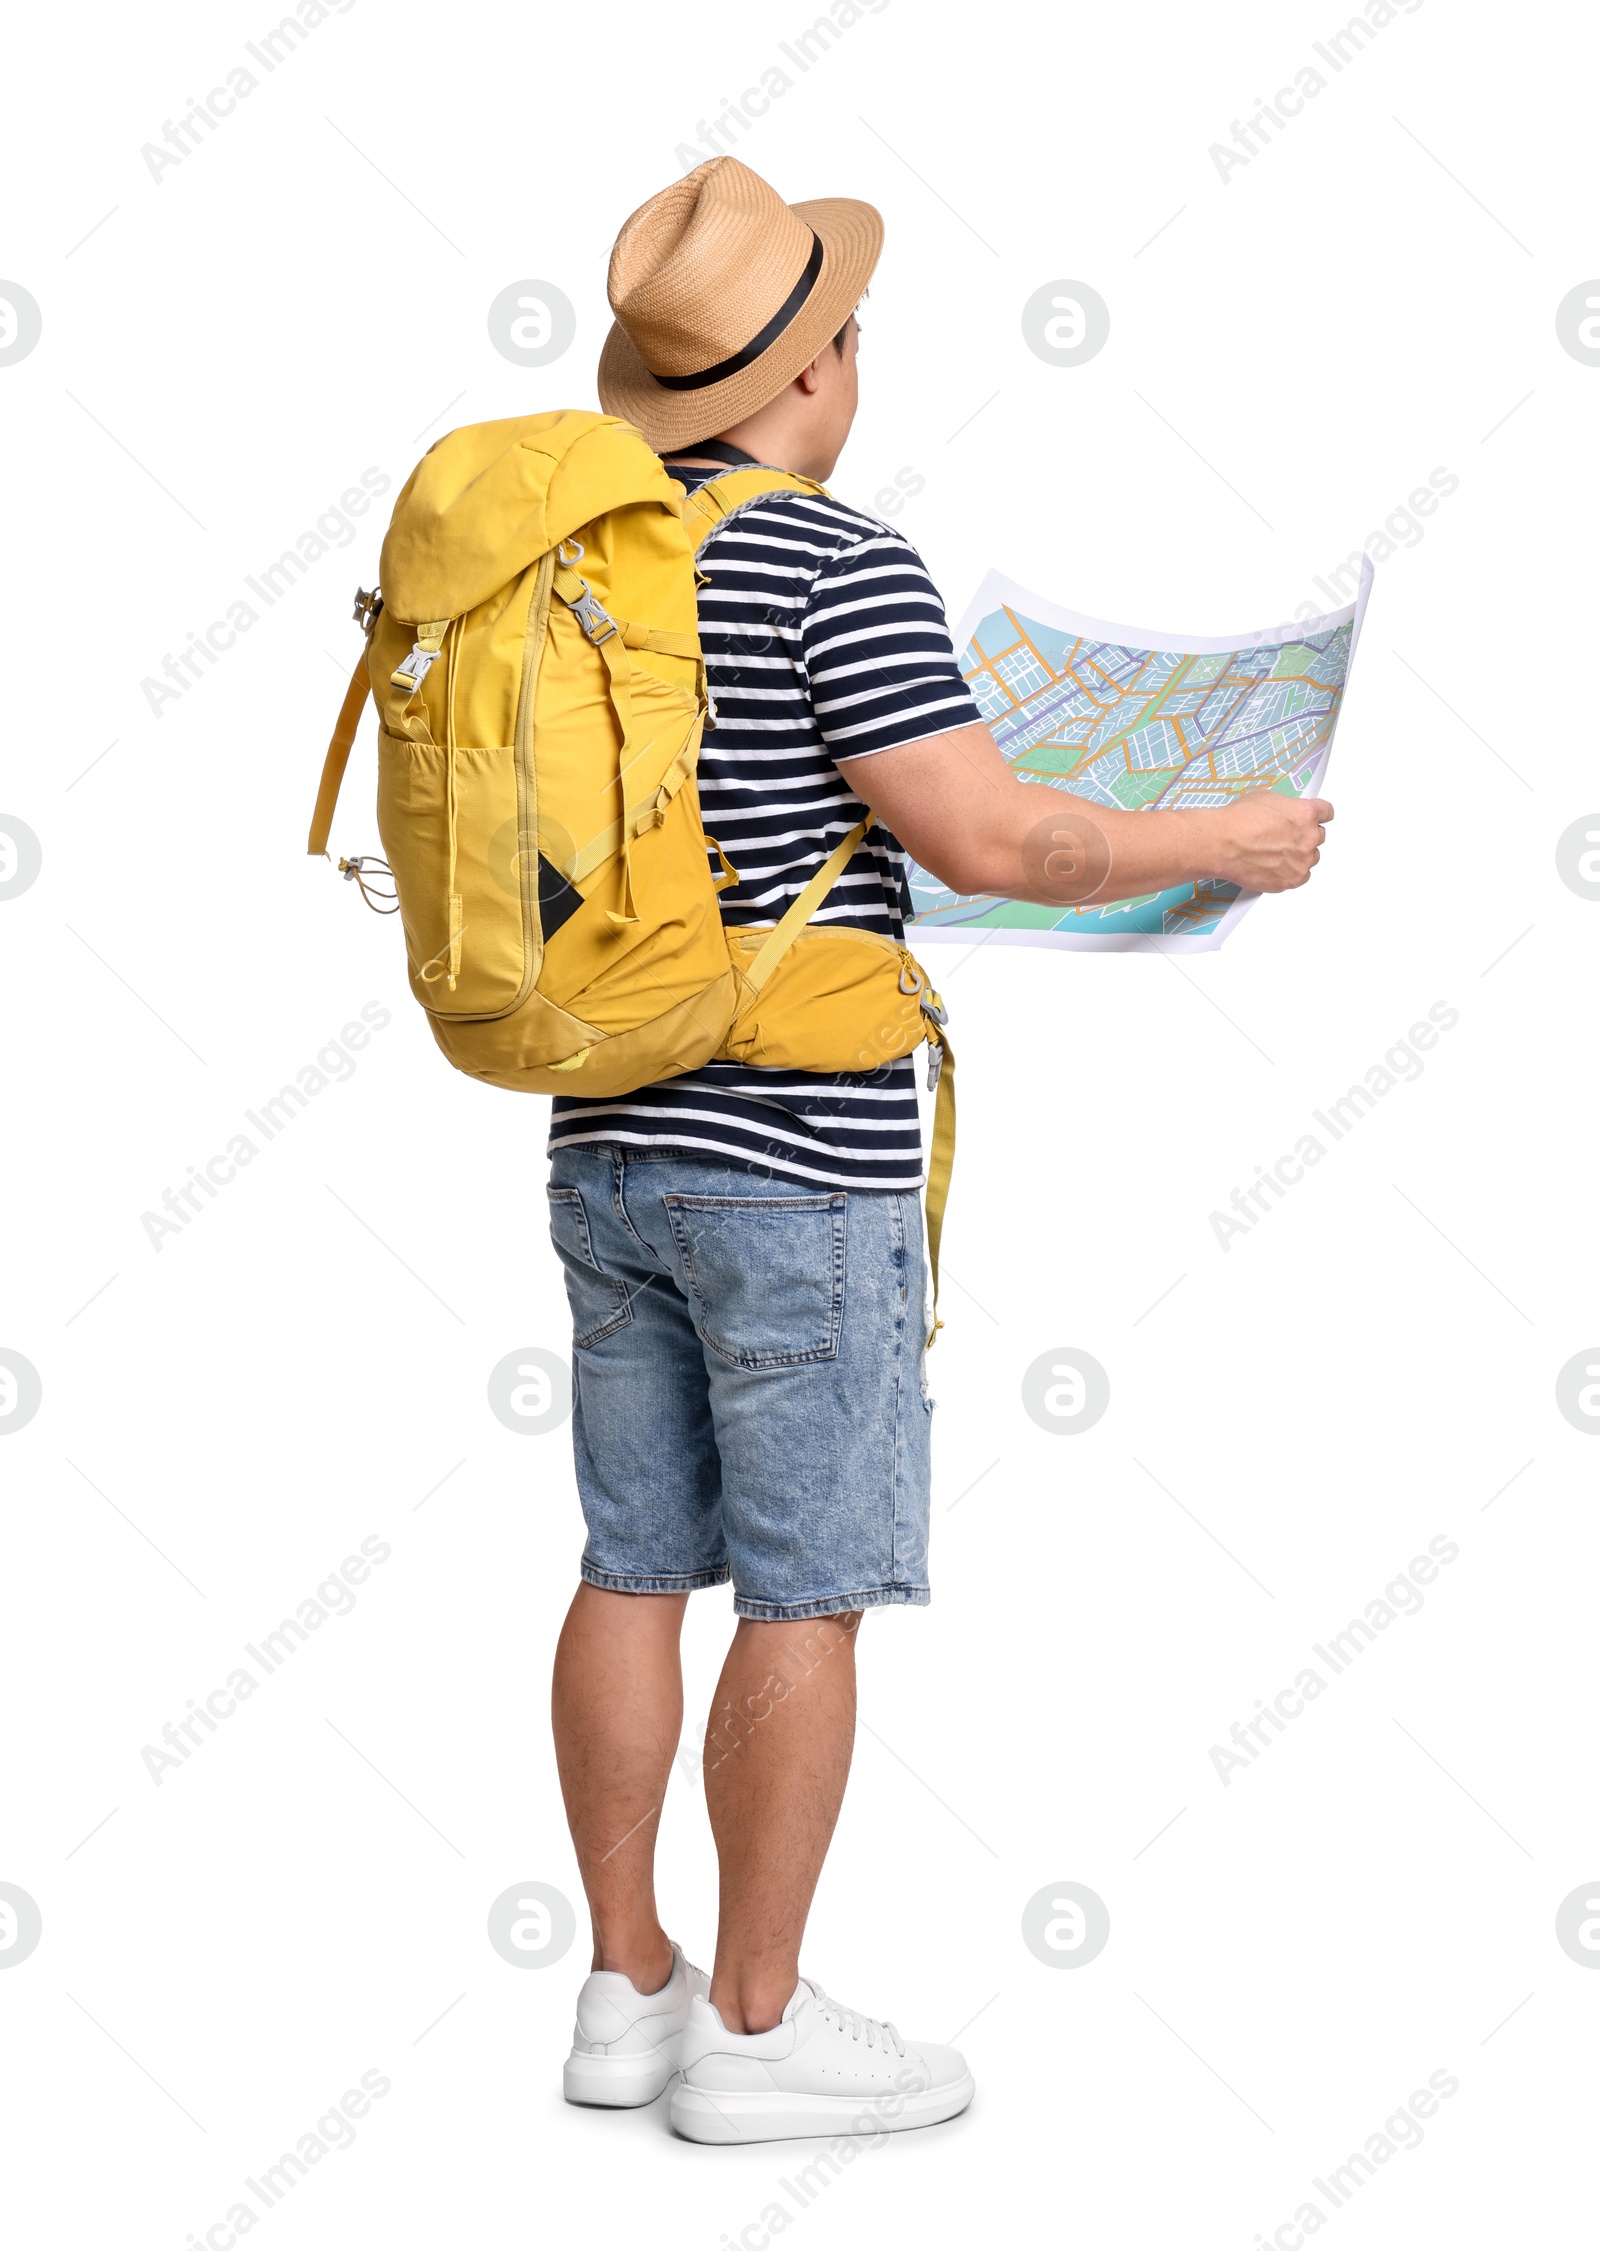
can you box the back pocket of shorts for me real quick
[547,1186,632,1348]
[664,1194,845,1369]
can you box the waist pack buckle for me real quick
[920,989,948,1090]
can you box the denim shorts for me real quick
[546,1146,933,1620]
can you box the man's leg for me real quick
[703,1610,862,2031]
[551,1582,689,1992]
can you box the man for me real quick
[548,157,1331,2145]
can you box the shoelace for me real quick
[811,1986,906,2057]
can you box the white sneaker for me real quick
[563,1943,710,2107]
[669,1978,974,2145]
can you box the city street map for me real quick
[908,558,1372,951]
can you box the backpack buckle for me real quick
[390,618,450,693]
[391,644,442,690]
[566,579,617,644]
[554,541,617,643]
[920,992,947,1089]
[352,585,383,634]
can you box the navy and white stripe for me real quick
[548,465,979,1188]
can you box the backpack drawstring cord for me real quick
[337,856,399,914]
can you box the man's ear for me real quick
[795,354,826,396]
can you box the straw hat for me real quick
[597,157,883,452]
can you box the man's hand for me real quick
[835,722,1337,908]
[1203,792,1333,894]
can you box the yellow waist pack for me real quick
[308,411,954,1333]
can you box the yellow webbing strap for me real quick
[553,562,635,749]
[308,648,372,856]
[552,561,637,871]
[536,663,711,901]
[683,467,826,554]
[922,1017,955,1348]
[619,621,700,658]
[736,820,868,999]
[615,619,709,741]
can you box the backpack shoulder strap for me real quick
[736,820,869,998]
[697,463,856,986]
[682,466,827,553]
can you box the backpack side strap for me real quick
[308,648,372,856]
[920,1003,954,1348]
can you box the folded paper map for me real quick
[908,558,1372,952]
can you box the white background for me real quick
[3,2,1596,2244]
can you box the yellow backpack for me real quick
[308,410,953,1331]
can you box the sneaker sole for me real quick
[564,2050,679,2108]
[669,2072,975,2145]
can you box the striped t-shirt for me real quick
[547,458,979,1189]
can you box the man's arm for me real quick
[835,722,1332,906]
